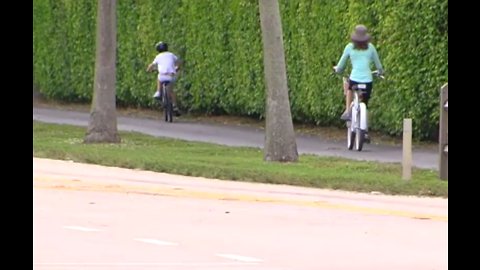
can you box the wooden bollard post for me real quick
[402,118,412,181]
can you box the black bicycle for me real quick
[158,81,173,123]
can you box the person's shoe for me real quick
[153,90,162,100]
[340,110,351,121]
[364,132,371,144]
[173,105,181,116]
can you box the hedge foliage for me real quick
[33,0,447,140]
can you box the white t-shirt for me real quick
[152,52,178,82]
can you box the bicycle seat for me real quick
[352,83,367,90]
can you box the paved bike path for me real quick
[33,107,438,170]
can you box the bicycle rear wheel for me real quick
[162,85,173,123]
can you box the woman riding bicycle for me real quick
[334,24,384,141]
[146,41,180,115]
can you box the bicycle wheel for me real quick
[163,85,173,123]
[166,102,173,123]
[353,106,365,151]
[355,102,368,151]
[354,128,365,151]
[347,121,355,150]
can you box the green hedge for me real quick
[33,0,447,140]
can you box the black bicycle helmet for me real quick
[155,41,168,52]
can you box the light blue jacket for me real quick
[336,43,383,83]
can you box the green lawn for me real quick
[33,121,447,197]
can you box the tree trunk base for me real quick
[264,154,298,162]
[84,132,121,144]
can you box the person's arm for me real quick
[371,44,384,74]
[174,55,181,72]
[146,64,154,72]
[146,57,157,72]
[335,44,351,73]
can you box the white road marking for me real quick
[216,253,263,263]
[134,238,179,246]
[63,226,101,232]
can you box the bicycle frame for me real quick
[148,65,177,123]
[343,77,369,151]
[334,69,384,151]
[347,78,368,131]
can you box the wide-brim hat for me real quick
[351,24,371,42]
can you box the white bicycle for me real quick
[337,71,384,151]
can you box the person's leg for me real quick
[170,88,177,107]
[341,79,353,120]
[153,79,162,99]
[362,82,373,142]
[345,90,352,112]
[166,82,180,115]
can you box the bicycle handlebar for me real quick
[330,67,385,80]
[371,70,385,80]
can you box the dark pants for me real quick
[348,79,373,106]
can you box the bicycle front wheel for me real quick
[347,121,355,150]
[354,128,365,151]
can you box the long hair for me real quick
[353,40,369,50]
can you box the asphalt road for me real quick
[34,158,448,270]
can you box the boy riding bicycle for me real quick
[146,41,180,115]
